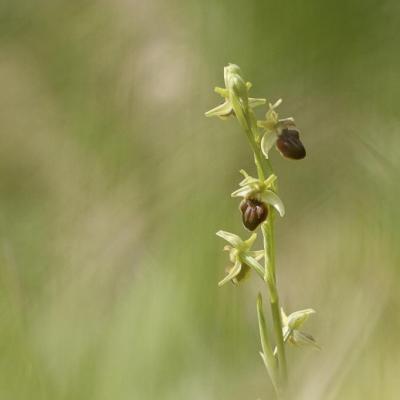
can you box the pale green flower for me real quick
[279,308,320,350]
[216,230,264,286]
[257,99,299,158]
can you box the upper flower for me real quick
[257,99,306,160]
[205,64,266,119]
[231,170,285,219]
[216,230,264,287]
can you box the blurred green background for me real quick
[0,0,399,399]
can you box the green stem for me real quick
[257,293,280,397]
[243,118,265,180]
[262,218,288,387]
[230,99,268,180]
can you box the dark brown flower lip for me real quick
[276,128,306,160]
[240,198,268,231]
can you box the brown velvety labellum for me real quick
[276,128,306,160]
[240,199,268,231]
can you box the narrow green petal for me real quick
[218,261,241,287]
[241,254,264,278]
[230,187,244,198]
[231,186,252,198]
[270,98,283,109]
[248,250,264,260]
[278,117,295,128]
[243,232,257,248]
[216,230,243,247]
[239,169,250,178]
[261,190,285,217]
[249,97,267,108]
[239,176,259,187]
[204,100,233,118]
[263,174,277,188]
[214,86,229,97]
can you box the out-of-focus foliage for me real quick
[0,0,399,399]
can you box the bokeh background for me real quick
[0,1,399,399]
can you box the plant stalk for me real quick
[262,219,288,387]
[233,88,288,395]
[257,293,280,397]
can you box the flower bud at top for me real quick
[224,64,248,103]
[240,198,268,231]
[276,128,306,160]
